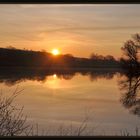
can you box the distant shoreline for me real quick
[0,47,121,70]
[0,66,122,72]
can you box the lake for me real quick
[0,68,139,136]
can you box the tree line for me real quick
[0,47,120,68]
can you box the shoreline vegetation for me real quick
[0,47,120,68]
[0,66,122,71]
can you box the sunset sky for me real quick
[0,4,140,58]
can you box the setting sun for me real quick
[52,49,60,56]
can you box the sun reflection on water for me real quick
[53,74,57,79]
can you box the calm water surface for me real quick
[0,69,139,135]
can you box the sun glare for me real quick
[52,49,60,56]
[53,74,57,79]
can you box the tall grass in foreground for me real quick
[0,87,139,136]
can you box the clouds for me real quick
[43,25,140,33]
[0,4,140,57]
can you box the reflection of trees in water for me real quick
[0,72,48,86]
[88,71,116,81]
[0,67,121,86]
[118,68,140,117]
[57,73,75,80]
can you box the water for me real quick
[0,68,139,135]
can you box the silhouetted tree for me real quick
[121,34,140,69]
[0,87,30,136]
[90,53,119,68]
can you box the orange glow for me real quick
[53,74,57,79]
[52,49,60,56]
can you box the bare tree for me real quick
[0,87,31,136]
[121,34,140,68]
